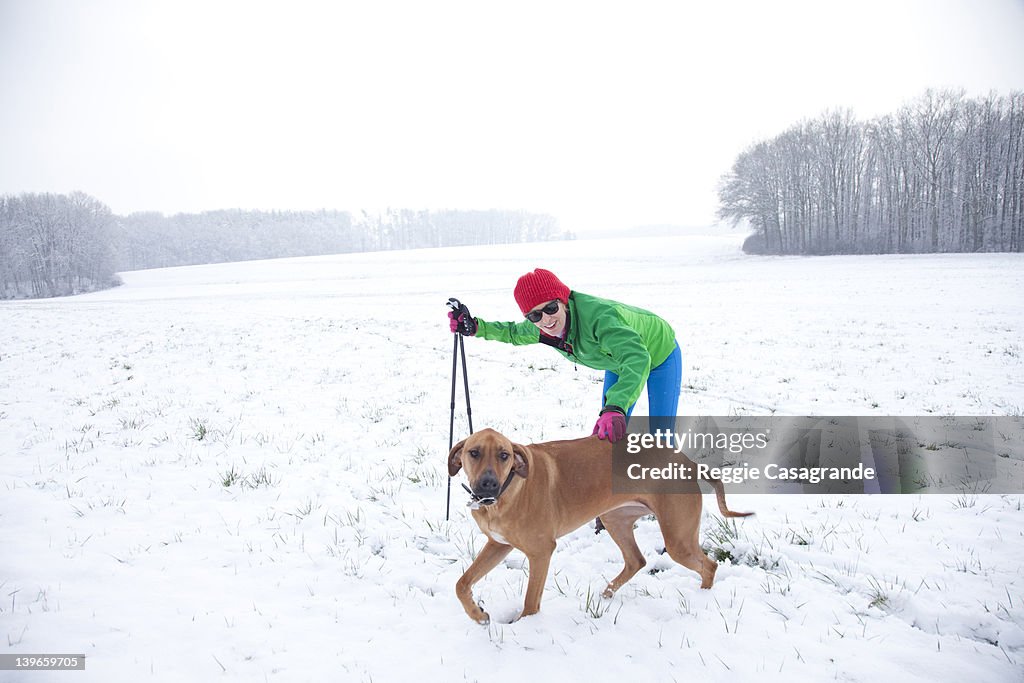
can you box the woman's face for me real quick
[527,299,567,337]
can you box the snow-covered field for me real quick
[1,234,1023,682]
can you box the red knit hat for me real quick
[514,269,571,315]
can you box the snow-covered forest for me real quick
[0,200,560,299]
[718,90,1024,254]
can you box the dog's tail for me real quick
[701,475,755,518]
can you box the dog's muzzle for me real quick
[462,470,517,510]
[462,485,497,510]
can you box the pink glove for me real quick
[593,409,626,442]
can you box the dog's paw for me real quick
[601,586,616,599]
[471,602,491,625]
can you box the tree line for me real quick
[0,198,561,298]
[0,192,119,298]
[718,90,1024,254]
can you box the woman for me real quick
[449,268,681,443]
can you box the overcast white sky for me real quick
[1,0,1023,234]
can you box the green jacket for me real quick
[474,291,676,410]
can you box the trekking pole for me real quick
[446,328,459,520]
[446,298,475,520]
[459,330,474,435]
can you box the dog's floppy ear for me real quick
[511,443,530,479]
[448,438,467,477]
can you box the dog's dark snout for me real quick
[475,470,500,496]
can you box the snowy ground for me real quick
[1,234,1022,682]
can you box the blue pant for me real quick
[602,342,681,434]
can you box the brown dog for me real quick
[448,428,753,624]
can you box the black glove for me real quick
[447,302,478,336]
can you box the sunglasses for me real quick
[525,300,560,323]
